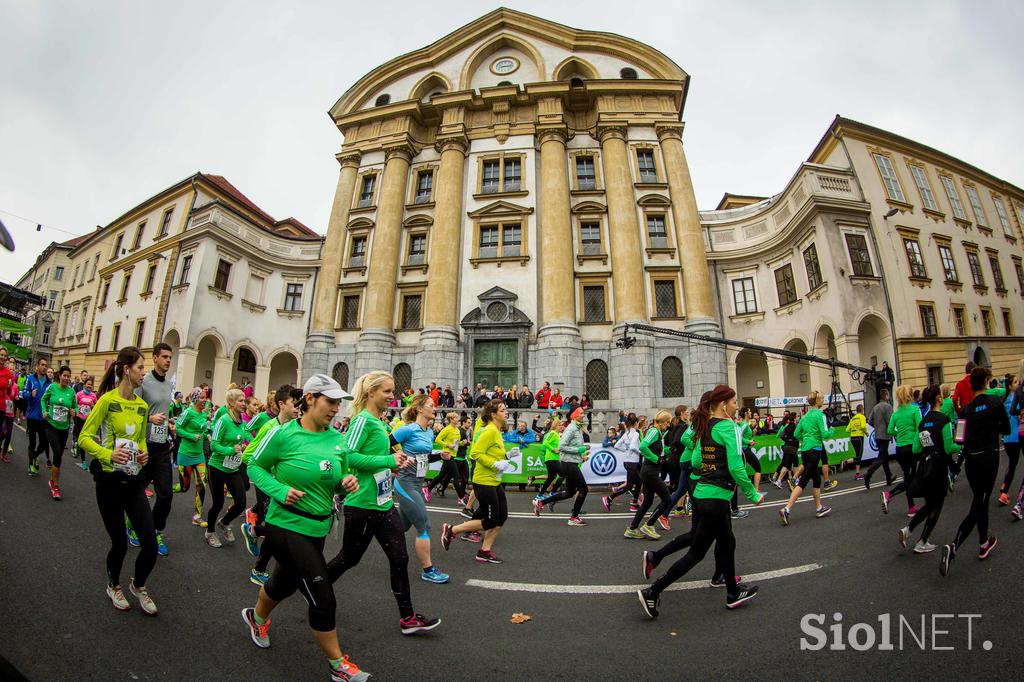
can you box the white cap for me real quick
[302,374,353,400]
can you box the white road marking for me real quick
[465,562,824,594]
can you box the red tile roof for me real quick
[199,173,321,240]
[59,233,91,248]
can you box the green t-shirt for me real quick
[639,426,664,464]
[210,410,249,473]
[541,430,560,462]
[341,409,401,511]
[794,408,834,450]
[77,390,149,473]
[242,415,290,465]
[247,420,349,538]
[42,383,77,430]
[247,411,273,438]
[692,419,759,502]
[175,405,208,456]
[940,397,957,423]
[887,403,923,447]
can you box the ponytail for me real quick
[350,371,393,415]
[97,346,143,397]
[402,394,430,423]
[691,386,735,447]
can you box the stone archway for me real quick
[163,329,181,382]
[856,313,892,372]
[269,351,299,392]
[783,338,810,397]
[735,349,769,409]
[195,334,221,390]
[811,324,838,395]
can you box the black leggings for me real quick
[327,506,413,619]
[537,460,564,496]
[206,466,246,530]
[887,445,917,506]
[797,450,823,490]
[472,483,509,529]
[952,449,999,550]
[779,445,798,473]
[865,439,893,484]
[650,497,737,596]
[1001,442,1021,494]
[142,445,174,532]
[543,463,589,517]
[0,413,12,455]
[93,471,158,588]
[72,416,86,456]
[253,486,272,572]
[663,459,682,492]
[27,418,49,463]
[44,424,70,468]
[851,437,864,464]
[608,461,641,501]
[630,461,671,529]
[427,459,459,496]
[262,524,335,632]
[908,472,948,543]
[743,448,760,473]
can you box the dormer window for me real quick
[374,94,391,107]
[620,67,638,79]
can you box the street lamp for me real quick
[883,208,899,219]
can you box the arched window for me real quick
[332,362,349,390]
[496,80,513,86]
[374,94,391,107]
[585,359,609,400]
[662,356,684,397]
[393,363,412,394]
[620,67,638,80]
[236,347,256,373]
[570,77,584,89]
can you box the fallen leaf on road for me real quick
[510,613,532,624]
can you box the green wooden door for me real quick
[474,339,518,388]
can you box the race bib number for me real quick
[113,437,141,476]
[52,405,69,424]
[374,469,393,506]
[223,453,242,470]
[415,453,429,479]
[150,423,169,443]
[80,404,92,416]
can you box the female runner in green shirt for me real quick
[779,391,835,524]
[882,385,924,516]
[41,364,77,500]
[204,388,250,547]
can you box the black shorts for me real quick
[472,483,508,530]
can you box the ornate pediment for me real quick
[467,200,534,219]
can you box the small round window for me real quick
[620,67,638,80]
[375,94,391,106]
[486,301,508,322]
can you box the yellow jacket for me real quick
[847,413,868,437]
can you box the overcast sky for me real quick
[2,0,1022,277]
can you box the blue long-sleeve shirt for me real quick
[21,373,51,421]
[503,428,536,446]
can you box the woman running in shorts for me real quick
[41,365,77,500]
[623,411,673,539]
[174,388,210,527]
[881,385,923,517]
[779,391,834,525]
[205,388,250,548]
[535,416,565,499]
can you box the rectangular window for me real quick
[41,325,51,346]
[501,224,521,256]
[582,285,607,322]
[119,272,131,301]
[926,365,944,387]
[575,156,596,190]
[940,176,967,220]
[407,234,427,265]
[580,222,602,255]
[401,294,422,330]
[845,234,873,276]
[71,266,80,289]
[481,160,501,193]
[903,239,927,278]
[132,223,145,249]
[414,171,433,203]
[112,234,123,260]
[774,264,798,306]
[981,308,994,336]
[990,255,1006,291]
[111,323,121,350]
[732,277,757,315]
[358,175,376,207]
[646,215,668,248]
[503,158,521,192]
[909,165,938,212]
[91,254,100,281]
[479,226,499,258]
[144,263,157,294]
[1003,310,1014,336]
[179,255,192,285]
[284,283,303,311]
[952,307,967,336]
[69,308,78,336]
[159,208,174,236]
[938,245,958,282]
[47,290,57,310]
[245,274,264,302]
[964,185,988,227]
[93,328,102,352]
[54,266,64,281]
[873,153,906,203]
[134,319,145,347]
[1015,260,1024,292]
[349,237,367,267]
[100,281,110,307]
[919,304,938,337]
[653,280,678,318]
[341,295,360,329]
[637,150,658,183]
[214,259,232,291]
[803,243,822,290]
[966,251,985,287]
[992,196,1012,237]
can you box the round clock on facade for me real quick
[489,57,520,75]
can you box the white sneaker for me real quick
[129,580,158,616]
[218,521,235,544]
[106,584,131,611]
[914,540,937,554]
[205,531,222,548]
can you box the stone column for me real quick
[305,152,361,379]
[534,126,583,396]
[254,364,271,399]
[766,357,787,402]
[833,334,858,395]
[212,357,232,402]
[173,347,198,393]
[356,144,413,377]
[415,136,468,390]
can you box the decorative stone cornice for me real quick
[536,127,568,146]
[597,125,628,144]
[336,151,362,169]
[655,123,684,142]
[435,136,469,156]
[384,144,416,163]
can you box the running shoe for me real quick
[772,478,783,490]
[669,508,687,518]
[906,506,919,518]
[127,527,140,547]
[731,509,749,520]
[242,523,259,557]
[460,531,483,543]
[218,521,236,544]
[657,516,671,531]
[725,584,758,609]
[684,499,692,515]
[709,575,743,588]
[978,536,997,560]
[192,514,208,528]
[628,503,639,513]
[205,531,222,548]
[913,540,936,554]
[129,580,158,616]
[881,490,891,514]
[250,568,270,586]
[815,506,832,519]
[637,588,659,619]
[532,498,543,517]
[156,533,168,557]
[602,495,612,512]
[623,528,645,539]
[422,486,432,503]
[854,473,864,481]
[241,607,270,648]
[898,526,909,548]
[49,480,61,501]
[421,567,450,584]
[28,461,38,477]
[639,524,661,540]
[475,549,502,564]
[459,507,474,519]
[997,492,1010,506]
[567,516,586,526]
[939,544,955,577]
[863,476,872,491]
[330,656,370,682]
[244,507,257,527]
[1012,504,1023,521]
[106,583,131,611]
[399,613,441,635]
[642,551,655,580]
[80,460,88,471]
[778,507,791,526]
[1,451,9,463]
[824,479,838,491]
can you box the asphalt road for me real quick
[1,423,1021,681]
